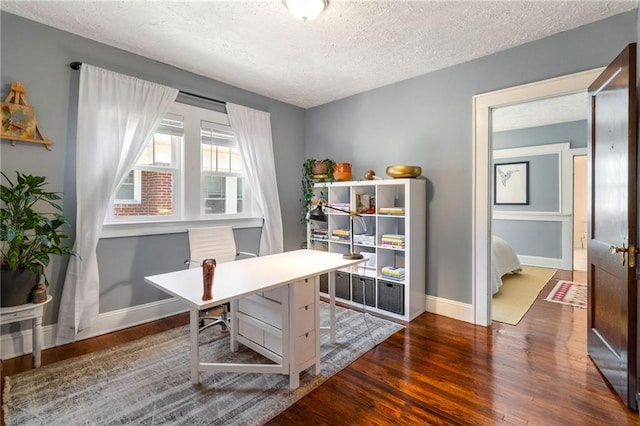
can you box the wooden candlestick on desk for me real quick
[202,258,216,301]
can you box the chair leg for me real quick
[199,307,231,333]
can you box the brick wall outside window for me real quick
[114,171,173,216]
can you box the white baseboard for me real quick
[1,297,188,360]
[519,255,563,269]
[425,295,474,324]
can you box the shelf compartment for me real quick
[378,280,405,315]
[352,274,376,307]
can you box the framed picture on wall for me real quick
[494,161,529,205]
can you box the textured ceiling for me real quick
[1,1,637,109]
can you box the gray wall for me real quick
[305,11,637,303]
[492,120,587,150]
[492,120,587,259]
[492,220,563,258]
[0,12,305,326]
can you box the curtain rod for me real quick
[69,61,227,106]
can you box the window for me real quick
[201,121,244,215]
[114,170,141,204]
[106,102,253,231]
[111,113,183,219]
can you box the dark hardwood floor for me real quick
[3,270,638,425]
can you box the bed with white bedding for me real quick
[491,236,522,295]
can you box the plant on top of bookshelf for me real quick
[301,158,334,223]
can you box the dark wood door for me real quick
[587,43,638,411]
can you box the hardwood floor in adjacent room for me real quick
[2,270,637,425]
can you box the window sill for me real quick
[100,217,264,239]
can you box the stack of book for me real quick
[312,228,328,240]
[378,207,405,215]
[331,229,350,241]
[353,233,375,246]
[381,266,405,281]
[381,234,405,249]
[329,202,350,212]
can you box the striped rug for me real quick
[545,280,587,308]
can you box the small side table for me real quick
[0,295,52,367]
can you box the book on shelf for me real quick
[381,265,405,282]
[353,233,376,245]
[381,234,405,248]
[381,244,405,249]
[381,266,405,276]
[329,203,350,211]
[381,274,404,282]
[378,207,405,215]
[381,234,405,241]
[330,229,350,242]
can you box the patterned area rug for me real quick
[545,280,587,308]
[3,302,403,425]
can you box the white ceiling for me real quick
[1,1,637,111]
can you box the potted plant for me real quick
[0,172,78,306]
[301,158,334,223]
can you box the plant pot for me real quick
[311,161,329,175]
[333,163,352,181]
[1,268,38,307]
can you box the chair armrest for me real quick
[237,251,258,258]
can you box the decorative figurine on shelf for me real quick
[202,258,216,301]
[364,170,376,180]
[32,274,47,304]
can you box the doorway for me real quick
[489,106,589,322]
[472,67,604,326]
[573,155,587,281]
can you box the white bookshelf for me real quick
[307,178,426,322]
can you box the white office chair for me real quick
[187,225,256,332]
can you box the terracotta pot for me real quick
[311,161,329,175]
[333,163,352,181]
[1,268,38,307]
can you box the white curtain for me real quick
[227,103,284,255]
[56,64,178,344]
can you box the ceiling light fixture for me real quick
[286,0,327,22]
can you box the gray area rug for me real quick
[3,302,403,425]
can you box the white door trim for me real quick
[471,68,604,326]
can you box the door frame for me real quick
[472,67,605,326]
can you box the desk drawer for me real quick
[294,303,315,336]
[293,279,315,307]
[238,294,283,330]
[238,320,283,357]
[296,330,316,367]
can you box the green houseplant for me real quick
[301,158,334,223]
[0,172,78,306]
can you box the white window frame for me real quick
[101,101,262,239]
[200,119,247,217]
[114,170,142,204]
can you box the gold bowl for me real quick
[385,165,422,178]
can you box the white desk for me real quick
[0,295,52,367]
[144,249,364,388]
